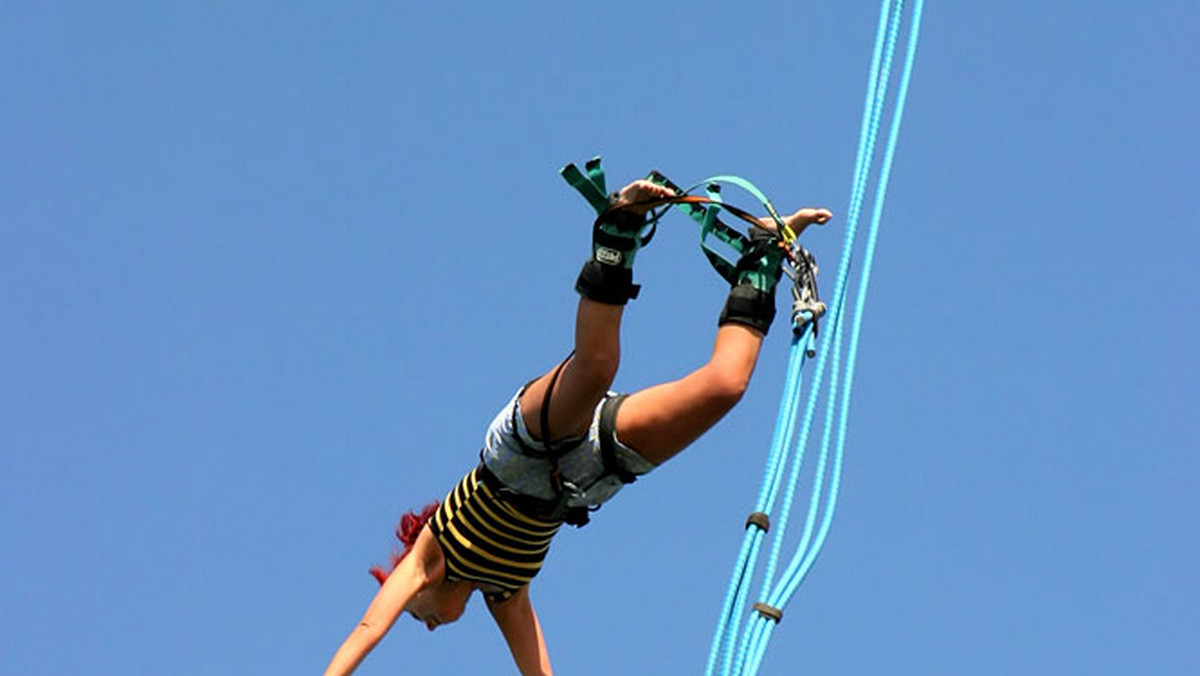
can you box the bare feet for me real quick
[615,177,833,239]
[758,207,833,239]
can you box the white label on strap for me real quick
[596,247,623,266]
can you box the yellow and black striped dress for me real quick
[428,467,562,600]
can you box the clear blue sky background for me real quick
[3,2,1197,674]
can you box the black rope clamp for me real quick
[745,512,770,532]
[753,602,784,624]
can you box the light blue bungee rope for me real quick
[705,1,924,674]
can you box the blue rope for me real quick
[777,0,927,614]
[705,326,812,676]
[764,0,908,609]
[705,1,924,673]
[726,1,900,667]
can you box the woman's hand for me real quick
[322,528,443,676]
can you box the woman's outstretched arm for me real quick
[487,586,554,676]
[323,529,441,676]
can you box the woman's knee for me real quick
[569,349,619,389]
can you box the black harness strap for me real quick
[539,354,576,494]
[538,355,572,448]
[494,353,641,527]
[597,394,638,485]
[476,461,564,521]
[523,353,593,527]
[507,355,584,459]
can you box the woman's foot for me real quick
[591,180,676,269]
[613,179,676,215]
[758,207,833,239]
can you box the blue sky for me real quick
[2,2,1197,674]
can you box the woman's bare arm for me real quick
[487,586,553,676]
[323,529,441,676]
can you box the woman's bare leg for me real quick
[520,298,624,442]
[612,206,832,464]
[519,178,677,443]
[521,191,831,448]
[614,324,765,465]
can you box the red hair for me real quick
[369,501,440,585]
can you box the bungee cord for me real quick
[705,1,926,674]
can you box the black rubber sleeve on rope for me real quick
[753,602,784,623]
[745,512,770,532]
